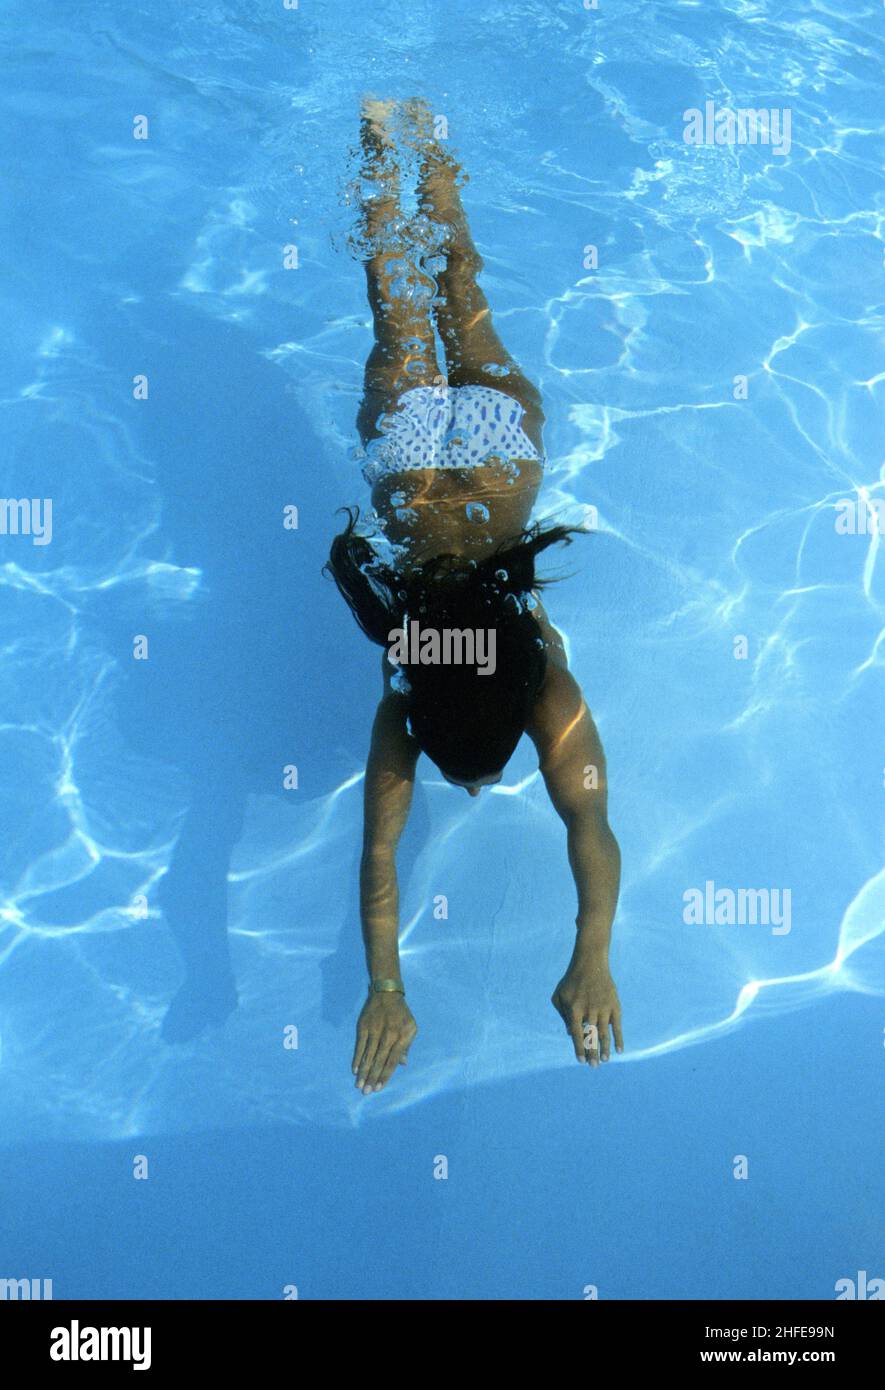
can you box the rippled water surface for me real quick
[1,0,882,1298]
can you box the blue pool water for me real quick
[1,0,883,1299]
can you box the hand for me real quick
[352,992,418,1094]
[551,958,623,1067]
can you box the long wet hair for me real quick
[324,510,583,780]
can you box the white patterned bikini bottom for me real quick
[361,384,544,487]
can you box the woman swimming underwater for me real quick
[326,100,623,1095]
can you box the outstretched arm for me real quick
[353,689,420,1094]
[360,692,418,978]
[527,647,624,1066]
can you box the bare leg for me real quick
[416,138,545,452]
[356,100,441,447]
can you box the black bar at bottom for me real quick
[1,1297,879,1373]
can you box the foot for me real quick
[362,95,434,152]
[416,146,480,273]
[360,95,398,159]
[162,971,238,1043]
[358,96,403,248]
[412,113,463,207]
[399,96,434,147]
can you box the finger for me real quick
[396,1019,417,1070]
[567,1012,586,1063]
[583,1015,600,1068]
[366,1033,399,1091]
[352,1028,369,1076]
[356,1033,381,1090]
[611,1008,625,1054]
[375,1042,407,1091]
[598,1015,611,1062]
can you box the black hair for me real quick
[324,510,583,781]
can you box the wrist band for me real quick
[370,978,405,995]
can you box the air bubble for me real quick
[465,502,490,524]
